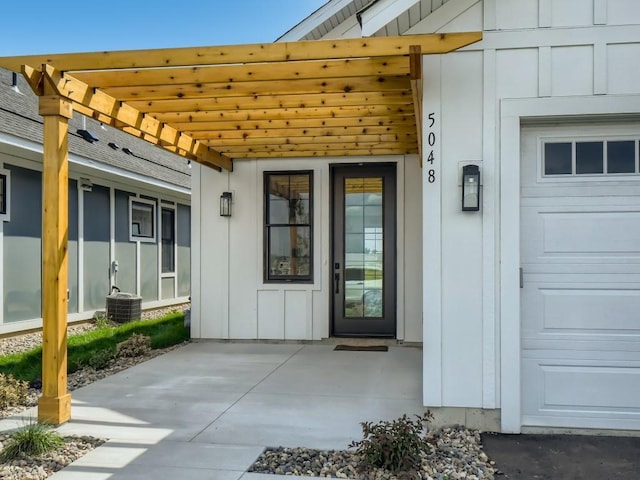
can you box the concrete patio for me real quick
[0,342,424,479]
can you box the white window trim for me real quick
[0,168,10,222]
[539,134,640,181]
[129,196,156,243]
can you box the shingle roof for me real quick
[0,68,191,189]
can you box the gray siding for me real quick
[3,164,41,322]
[177,203,191,297]
[68,179,79,313]
[83,185,110,310]
[140,241,158,301]
[114,189,136,295]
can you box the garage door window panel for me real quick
[543,138,639,177]
[576,141,603,174]
[544,142,572,175]
[607,141,636,174]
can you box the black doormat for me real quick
[334,345,388,352]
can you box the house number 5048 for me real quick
[426,112,436,184]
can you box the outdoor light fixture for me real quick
[461,164,480,211]
[108,142,119,150]
[220,192,232,217]
[79,178,93,192]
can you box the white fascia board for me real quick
[360,0,420,37]
[277,0,358,41]
[0,131,190,196]
[406,0,479,34]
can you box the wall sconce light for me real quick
[79,177,93,192]
[461,164,480,211]
[220,192,232,217]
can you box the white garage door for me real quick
[521,124,640,430]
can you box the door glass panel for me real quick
[576,141,604,174]
[344,177,383,318]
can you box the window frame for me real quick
[0,168,9,222]
[540,136,640,181]
[160,205,177,274]
[263,170,314,283]
[129,196,156,242]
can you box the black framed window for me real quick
[129,198,155,241]
[161,207,175,273]
[0,173,6,215]
[264,171,313,282]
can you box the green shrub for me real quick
[0,373,28,410]
[349,412,433,473]
[0,313,188,381]
[117,333,151,358]
[0,421,64,461]
[86,348,116,370]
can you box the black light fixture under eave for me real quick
[220,192,232,217]
[462,164,481,212]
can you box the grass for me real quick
[0,420,64,461]
[0,312,189,382]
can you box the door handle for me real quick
[335,272,340,294]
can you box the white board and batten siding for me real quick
[191,156,423,343]
[406,0,640,431]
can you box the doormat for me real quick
[334,345,388,352]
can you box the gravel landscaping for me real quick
[0,304,189,479]
[250,426,496,480]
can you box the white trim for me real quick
[538,47,551,98]
[539,0,552,28]
[77,184,85,313]
[135,240,141,296]
[129,196,157,243]
[276,0,356,42]
[0,131,189,196]
[594,0,608,25]
[594,42,607,95]
[483,0,497,31]
[190,163,202,338]
[396,154,406,341]
[482,48,498,409]
[157,196,163,299]
[360,0,420,37]
[406,0,479,34]
[109,187,116,290]
[462,25,640,52]
[499,93,640,434]
[159,202,178,298]
[423,54,443,406]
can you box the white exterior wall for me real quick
[191,155,423,342]
[409,0,640,430]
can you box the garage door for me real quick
[521,124,640,430]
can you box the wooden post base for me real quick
[38,394,71,425]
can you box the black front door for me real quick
[331,164,396,337]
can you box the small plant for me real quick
[117,333,151,358]
[0,373,28,410]
[349,411,433,474]
[93,312,113,330]
[0,421,64,461]
[86,349,116,370]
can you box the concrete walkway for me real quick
[2,342,424,479]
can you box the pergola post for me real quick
[37,89,72,425]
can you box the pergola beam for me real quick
[409,45,424,162]
[0,32,482,72]
[22,65,232,171]
[72,56,410,89]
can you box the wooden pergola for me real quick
[0,32,481,424]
